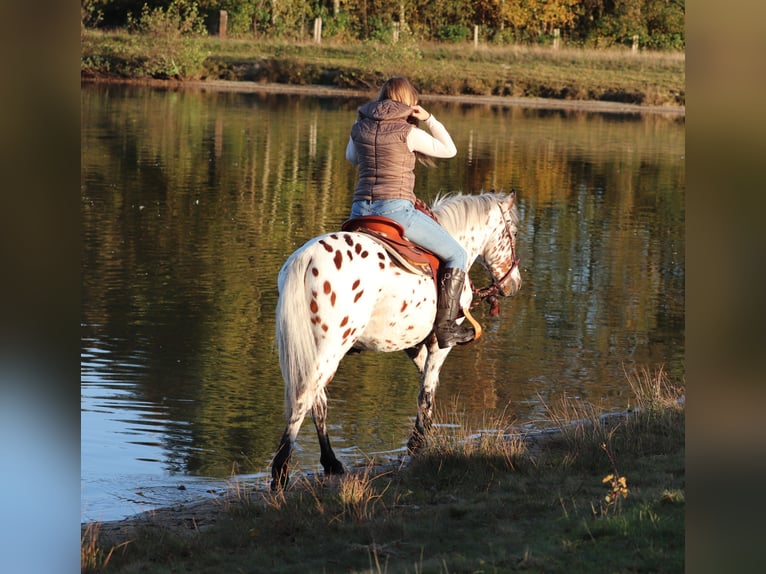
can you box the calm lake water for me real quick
[81,83,685,522]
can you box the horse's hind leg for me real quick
[271,429,293,490]
[271,407,310,490]
[312,386,344,475]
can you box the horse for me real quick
[271,191,522,489]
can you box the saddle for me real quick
[340,216,440,284]
[340,212,484,342]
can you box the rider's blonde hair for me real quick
[377,76,419,106]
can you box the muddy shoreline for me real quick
[85,406,659,546]
[81,77,685,116]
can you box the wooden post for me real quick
[632,35,639,53]
[219,10,228,38]
[553,28,560,50]
[474,25,479,48]
[393,22,399,44]
[314,17,322,44]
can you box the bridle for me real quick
[470,200,520,316]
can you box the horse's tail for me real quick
[276,245,319,422]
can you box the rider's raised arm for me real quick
[407,115,457,159]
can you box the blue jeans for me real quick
[351,199,468,270]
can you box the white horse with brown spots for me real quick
[271,191,522,489]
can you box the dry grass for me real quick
[625,364,685,413]
[81,521,130,572]
[538,365,684,471]
[422,399,528,469]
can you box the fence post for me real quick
[219,10,227,38]
[553,28,560,50]
[632,35,639,53]
[314,17,322,44]
[474,25,479,48]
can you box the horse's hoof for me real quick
[407,434,426,454]
[271,469,289,491]
[326,461,345,475]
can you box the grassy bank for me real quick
[81,30,685,107]
[82,367,684,573]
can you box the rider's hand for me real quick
[410,105,431,122]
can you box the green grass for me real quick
[81,30,685,106]
[83,367,684,573]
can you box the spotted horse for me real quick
[271,191,522,489]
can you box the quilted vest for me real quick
[350,99,417,203]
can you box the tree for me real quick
[81,0,684,47]
[499,0,579,40]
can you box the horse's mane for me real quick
[430,191,518,233]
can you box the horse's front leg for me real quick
[408,385,434,452]
[406,342,451,452]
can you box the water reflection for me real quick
[81,83,684,521]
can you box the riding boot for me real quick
[434,268,475,348]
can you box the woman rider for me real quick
[345,76,474,348]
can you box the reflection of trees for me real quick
[419,104,684,414]
[81,85,684,477]
[446,104,684,379]
[82,86,363,475]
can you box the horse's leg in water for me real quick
[312,384,344,475]
[405,343,451,452]
[271,405,310,490]
[271,429,292,490]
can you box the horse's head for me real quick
[477,191,522,298]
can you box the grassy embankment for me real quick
[81,30,685,108]
[82,367,684,573]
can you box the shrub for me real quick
[127,0,208,79]
[322,11,353,42]
[435,24,471,42]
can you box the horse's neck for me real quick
[441,214,488,267]
[455,234,481,267]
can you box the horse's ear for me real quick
[507,189,516,207]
